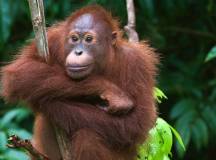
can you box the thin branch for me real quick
[7,135,49,160]
[28,0,49,61]
[27,0,72,160]
[124,0,139,42]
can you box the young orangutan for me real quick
[1,5,158,160]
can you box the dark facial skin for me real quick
[65,14,114,79]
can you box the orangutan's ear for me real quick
[111,31,117,45]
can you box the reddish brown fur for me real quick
[1,5,158,160]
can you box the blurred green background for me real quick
[0,0,216,159]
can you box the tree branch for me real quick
[7,135,49,160]
[28,0,49,61]
[27,0,72,159]
[124,0,139,42]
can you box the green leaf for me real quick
[138,127,161,159]
[169,125,185,151]
[0,131,7,151]
[14,107,31,122]
[173,110,195,154]
[172,126,187,158]
[191,118,208,149]
[156,118,173,154]
[163,155,171,160]
[205,45,216,62]
[202,107,216,134]
[170,99,194,119]
[0,109,19,129]
[175,110,196,131]
[154,87,168,103]
[137,118,173,160]
[0,107,30,128]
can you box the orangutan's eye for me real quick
[85,35,93,43]
[71,35,79,42]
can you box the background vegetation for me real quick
[0,0,216,159]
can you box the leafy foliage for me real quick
[138,118,174,160]
[154,87,168,103]
[137,89,184,160]
[0,106,32,160]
